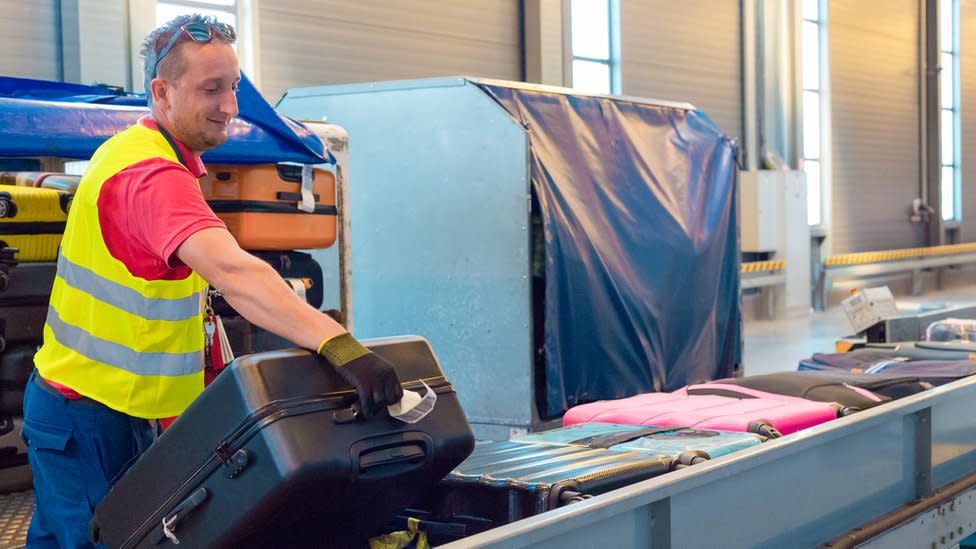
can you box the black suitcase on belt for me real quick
[708,371,932,412]
[89,336,475,549]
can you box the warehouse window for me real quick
[570,0,620,94]
[157,1,237,34]
[801,0,828,226]
[940,0,960,221]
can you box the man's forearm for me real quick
[215,258,344,350]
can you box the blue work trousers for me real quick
[21,370,154,549]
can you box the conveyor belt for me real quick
[0,490,32,549]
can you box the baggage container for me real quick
[562,385,842,437]
[199,164,337,250]
[799,346,976,386]
[402,440,672,540]
[0,186,69,262]
[708,371,932,412]
[90,336,475,549]
[513,423,764,464]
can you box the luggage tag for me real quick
[284,277,311,303]
[204,291,234,385]
[387,380,437,424]
[298,164,315,213]
[215,314,234,365]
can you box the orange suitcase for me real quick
[199,164,337,250]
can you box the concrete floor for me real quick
[742,285,976,376]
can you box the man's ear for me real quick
[150,77,169,110]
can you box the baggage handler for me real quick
[21,14,403,548]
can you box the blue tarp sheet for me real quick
[0,75,329,164]
[479,84,741,417]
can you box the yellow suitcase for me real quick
[0,186,70,262]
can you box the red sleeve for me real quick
[99,158,226,280]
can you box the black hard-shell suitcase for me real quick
[212,250,324,317]
[403,440,672,540]
[0,263,55,349]
[250,250,324,309]
[0,344,36,417]
[89,336,475,549]
[709,371,931,412]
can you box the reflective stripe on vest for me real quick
[34,123,209,419]
[44,306,203,376]
[56,254,204,322]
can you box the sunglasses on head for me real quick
[153,21,237,77]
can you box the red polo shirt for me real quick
[99,118,226,276]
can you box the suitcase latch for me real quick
[216,446,251,479]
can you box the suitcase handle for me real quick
[276,191,321,202]
[277,163,312,183]
[137,487,209,546]
[352,433,432,479]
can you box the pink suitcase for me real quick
[562,384,842,438]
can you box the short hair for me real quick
[140,14,237,106]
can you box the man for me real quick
[21,14,402,548]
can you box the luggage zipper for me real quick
[123,379,456,548]
[0,222,66,235]
[564,457,668,485]
[215,379,454,454]
[207,199,338,215]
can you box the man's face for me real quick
[153,40,240,153]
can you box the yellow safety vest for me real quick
[34,123,208,419]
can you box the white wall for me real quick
[620,0,742,140]
[0,0,61,80]
[257,0,522,101]
[828,0,921,253]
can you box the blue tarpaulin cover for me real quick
[0,75,329,164]
[479,84,741,417]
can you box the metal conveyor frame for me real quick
[440,376,976,548]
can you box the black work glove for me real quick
[318,333,404,418]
